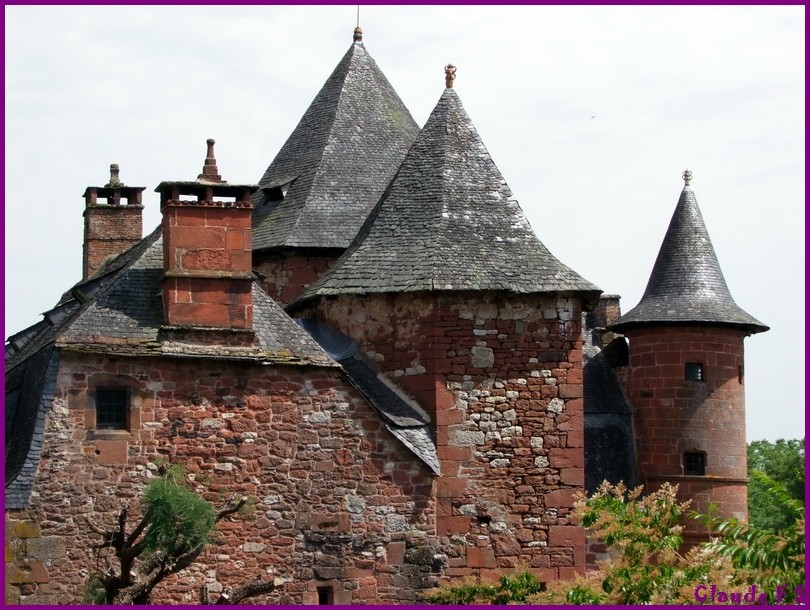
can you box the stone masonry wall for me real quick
[6,355,440,605]
[82,205,143,280]
[300,291,587,584]
[253,249,342,307]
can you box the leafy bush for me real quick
[427,570,544,604]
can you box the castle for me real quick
[5,28,767,604]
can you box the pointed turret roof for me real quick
[252,31,420,251]
[608,172,768,334]
[292,83,600,303]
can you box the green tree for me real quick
[747,438,804,531]
[428,480,805,605]
[85,465,278,605]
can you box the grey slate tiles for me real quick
[608,184,768,334]
[252,38,420,251]
[294,88,601,303]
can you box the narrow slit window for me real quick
[685,362,704,382]
[96,389,128,430]
[684,451,706,476]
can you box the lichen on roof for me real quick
[608,176,768,334]
[252,35,420,251]
[293,87,601,304]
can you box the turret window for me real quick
[685,362,704,382]
[684,451,706,476]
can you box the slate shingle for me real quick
[294,88,601,304]
[252,38,420,251]
[608,184,768,334]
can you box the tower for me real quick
[607,171,768,539]
[291,66,601,582]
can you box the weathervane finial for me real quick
[445,64,456,88]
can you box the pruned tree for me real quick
[84,465,280,605]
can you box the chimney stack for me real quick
[82,164,145,279]
[156,139,258,332]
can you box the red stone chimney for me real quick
[82,164,145,279]
[156,139,258,331]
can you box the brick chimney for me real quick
[82,164,145,279]
[156,139,259,332]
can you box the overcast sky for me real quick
[4,6,804,442]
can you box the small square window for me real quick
[96,389,128,429]
[685,362,704,382]
[684,451,706,476]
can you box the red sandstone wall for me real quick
[619,326,749,524]
[300,292,587,584]
[253,249,342,306]
[82,206,143,279]
[6,355,438,605]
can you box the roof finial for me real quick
[105,163,123,187]
[682,169,693,187]
[198,138,224,183]
[353,6,362,42]
[445,64,457,88]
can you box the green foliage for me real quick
[529,479,805,605]
[141,465,216,559]
[702,471,805,604]
[574,481,709,604]
[747,438,805,531]
[427,570,544,604]
[83,576,107,604]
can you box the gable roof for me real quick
[252,36,420,251]
[293,87,601,304]
[608,183,768,334]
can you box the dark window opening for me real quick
[317,586,334,605]
[738,364,744,384]
[96,389,128,429]
[684,451,706,476]
[685,362,704,382]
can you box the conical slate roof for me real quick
[252,31,420,251]
[608,176,768,334]
[293,86,600,303]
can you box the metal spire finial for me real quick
[445,64,457,88]
[105,163,123,187]
[682,169,693,186]
[353,6,362,42]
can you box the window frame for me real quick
[94,388,129,430]
[685,362,705,382]
[683,451,707,476]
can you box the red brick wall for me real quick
[619,326,748,524]
[298,292,587,584]
[6,355,439,605]
[253,249,342,306]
